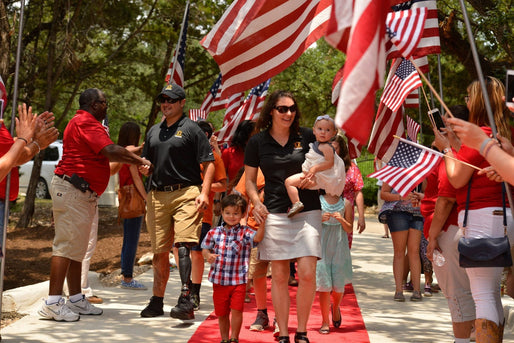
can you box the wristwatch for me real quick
[442,147,452,155]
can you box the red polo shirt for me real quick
[0,124,19,201]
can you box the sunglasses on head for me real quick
[274,105,297,114]
[159,97,180,104]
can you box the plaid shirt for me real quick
[201,224,256,286]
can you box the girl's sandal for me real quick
[294,331,310,343]
[278,336,290,343]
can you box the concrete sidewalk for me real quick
[1,217,514,342]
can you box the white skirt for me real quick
[258,210,322,261]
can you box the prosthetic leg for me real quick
[170,243,195,320]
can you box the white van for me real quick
[18,140,118,207]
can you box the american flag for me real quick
[165,3,190,87]
[189,109,207,122]
[385,0,440,59]
[223,92,245,127]
[406,115,420,142]
[404,89,419,108]
[216,79,270,145]
[324,0,353,53]
[331,66,344,105]
[200,73,227,114]
[367,138,442,196]
[0,76,7,118]
[201,0,331,98]
[334,0,391,147]
[380,58,422,112]
[368,102,405,163]
[386,7,427,60]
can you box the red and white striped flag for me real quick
[331,66,344,105]
[406,115,420,142]
[385,0,440,59]
[217,80,270,144]
[368,102,405,163]
[334,0,391,147]
[201,74,227,114]
[404,89,419,108]
[380,58,422,112]
[386,7,427,59]
[367,137,442,196]
[189,109,207,122]
[222,92,245,127]
[201,0,331,99]
[324,0,353,53]
[165,4,189,87]
[0,76,7,117]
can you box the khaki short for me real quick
[51,176,98,262]
[146,186,202,253]
[248,247,270,279]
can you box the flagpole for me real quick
[168,0,190,85]
[437,55,445,116]
[393,135,481,171]
[409,57,454,118]
[1,0,25,334]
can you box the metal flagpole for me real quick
[437,55,445,116]
[0,0,26,329]
[457,0,514,217]
[168,0,190,85]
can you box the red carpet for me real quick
[189,281,369,343]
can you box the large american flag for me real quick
[324,0,353,53]
[368,102,405,163]
[380,58,422,112]
[189,109,207,122]
[368,138,442,196]
[404,89,419,108]
[386,7,427,60]
[200,73,227,114]
[165,3,190,87]
[386,0,440,59]
[334,0,391,146]
[222,92,245,127]
[201,0,331,98]
[406,115,420,142]
[0,76,7,118]
[216,79,270,144]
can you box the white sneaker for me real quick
[66,296,103,315]
[38,298,80,322]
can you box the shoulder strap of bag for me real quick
[462,176,473,228]
[128,164,147,200]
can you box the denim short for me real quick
[385,211,424,233]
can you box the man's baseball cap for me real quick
[158,83,186,100]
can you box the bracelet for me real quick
[442,147,452,155]
[17,137,28,145]
[31,140,41,154]
[479,138,493,155]
[483,141,496,159]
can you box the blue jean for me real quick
[121,216,143,278]
[386,211,424,233]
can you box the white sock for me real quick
[454,338,470,343]
[69,293,84,303]
[46,295,61,305]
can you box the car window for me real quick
[44,146,60,161]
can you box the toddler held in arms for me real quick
[285,115,346,218]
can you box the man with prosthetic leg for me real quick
[140,84,214,320]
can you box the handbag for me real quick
[118,166,146,220]
[458,180,512,268]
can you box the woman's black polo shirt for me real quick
[244,127,321,214]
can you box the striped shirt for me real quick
[201,224,256,286]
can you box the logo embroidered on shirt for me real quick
[294,141,302,150]
[175,130,183,138]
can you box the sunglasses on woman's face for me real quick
[274,105,297,114]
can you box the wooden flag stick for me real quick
[393,135,482,171]
[409,57,454,118]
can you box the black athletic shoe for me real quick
[170,294,195,320]
[140,296,164,317]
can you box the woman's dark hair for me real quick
[230,120,255,150]
[333,135,351,172]
[117,122,141,147]
[255,90,301,135]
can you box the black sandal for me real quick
[278,336,290,343]
[229,339,239,343]
[294,332,309,343]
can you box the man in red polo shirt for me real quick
[38,88,152,322]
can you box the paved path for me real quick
[1,216,514,342]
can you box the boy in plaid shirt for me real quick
[202,193,265,343]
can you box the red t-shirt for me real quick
[455,127,505,212]
[437,161,459,230]
[54,110,113,195]
[420,161,439,237]
[221,146,244,182]
[0,124,19,201]
[118,164,135,187]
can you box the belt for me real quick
[55,174,95,194]
[153,183,187,192]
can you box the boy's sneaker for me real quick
[423,285,433,297]
[191,294,200,311]
[38,298,80,322]
[141,296,164,317]
[249,310,269,331]
[66,296,103,315]
[121,279,147,290]
[402,281,414,292]
[287,201,304,218]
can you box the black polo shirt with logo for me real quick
[143,114,214,189]
[244,127,321,214]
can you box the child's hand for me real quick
[321,212,331,222]
[332,212,343,221]
[207,253,219,264]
